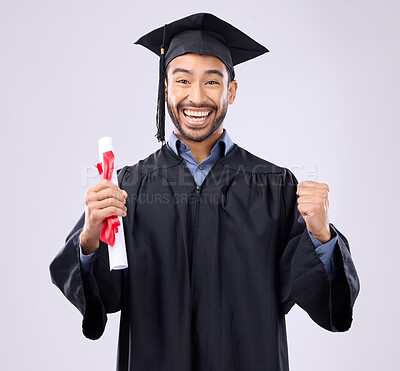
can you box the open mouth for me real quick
[182,109,212,125]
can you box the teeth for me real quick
[183,110,210,117]
[190,117,206,122]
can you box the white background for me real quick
[1,0,399,370]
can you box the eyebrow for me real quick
[205,69,224,78]
[172,68,224,78]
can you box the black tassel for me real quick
[156,25,167,143]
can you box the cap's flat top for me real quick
[135,12,268,66]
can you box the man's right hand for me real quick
[80,179,128,255]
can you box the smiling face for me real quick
[165,53,237,142]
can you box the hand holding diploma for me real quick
[80,137,128,270]
[80,179,127,255]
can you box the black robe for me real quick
[50,143,360,371]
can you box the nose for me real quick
[188,82,206,104]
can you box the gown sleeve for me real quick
[278,169,360,332]
[49,170,130,340]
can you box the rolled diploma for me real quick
[98,137,128,270]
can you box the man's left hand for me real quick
[296,181,331,243]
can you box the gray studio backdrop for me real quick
[1,0,399,370]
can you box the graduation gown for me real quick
[50,143,360,371]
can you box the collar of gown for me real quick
[167,129,234,160]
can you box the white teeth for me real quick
[183,110,210,117]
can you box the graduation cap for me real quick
[135,13,269,143]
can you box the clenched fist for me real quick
[296,181,331,243]
[80,179,128,255]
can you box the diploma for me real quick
[98,137,128,270]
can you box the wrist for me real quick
[80,231,100,255]
[310,225,331,244]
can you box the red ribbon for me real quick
[96,150,121,247]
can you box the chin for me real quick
[179,123,221,143]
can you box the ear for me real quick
[164,81,168,102]
[228,80,238,105]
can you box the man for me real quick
[50,13,359,371]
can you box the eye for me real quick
[207,80,220,85]
[177,79,189,84]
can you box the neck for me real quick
[174,128,224,163]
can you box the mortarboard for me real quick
[135,13,269,143]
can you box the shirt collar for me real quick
[167,129,234,158]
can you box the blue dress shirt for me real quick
[168,130,235,186]
[80,130,337,282]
